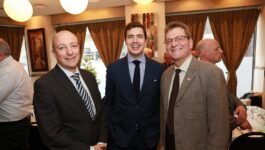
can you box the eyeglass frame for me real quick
[164,35,190,46]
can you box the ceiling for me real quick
[0,0,172,17]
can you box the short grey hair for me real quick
[0,38,11,56]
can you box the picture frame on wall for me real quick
[27,28,49,76]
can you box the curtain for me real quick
[87,19,125,66]
[55,24,87,55]
[0,26,24,61]
[166,13,207,50]
[208,9,260,95]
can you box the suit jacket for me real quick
[104,56,164,148]
[160,57,230,150]
[33,65,107,150]
[228,90,245,131]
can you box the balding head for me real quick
[196,39,223,64]
[0,38,11,55]
[52,30,80,73]
[0,38,11,61]
[52,30,78,50]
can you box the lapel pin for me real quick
[154,79,157,82]
[187,77,191,81]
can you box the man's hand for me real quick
[94,143,107,150]
[240,120,252,130]
[235,105,247,124]
[157,144,165,150]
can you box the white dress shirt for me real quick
[0,56,33,122]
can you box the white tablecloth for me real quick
[232,106,265,140]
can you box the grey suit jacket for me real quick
[160,57,230,150]
[33,65,107,150]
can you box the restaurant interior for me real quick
[0,0,265,149]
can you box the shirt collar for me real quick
[57,64,79,78]
[127,53,146,63]
[0,56,12,68]
[174,55,192,72]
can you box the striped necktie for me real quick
[71,73,96,120]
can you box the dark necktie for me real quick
[133,60,140,95]
[71,73,96,120]
[167,69,181,135]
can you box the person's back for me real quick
[0,38,33,150]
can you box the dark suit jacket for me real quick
[228,90,246,131]
[33,65,107,150]
[104,56,164,148]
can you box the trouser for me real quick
[0,115,31,150]
[107,129,156,150]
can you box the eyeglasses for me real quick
[164,35,189,45]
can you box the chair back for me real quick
[229,132,265,150]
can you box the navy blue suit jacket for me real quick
[104,56,164,148]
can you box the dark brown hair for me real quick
[165,21,191,38]
[124,21,147,39]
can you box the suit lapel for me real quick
[164,66,175,109]
[140,57,151,96]
[176,58,198,103]
[120,57,137,97]
[52,65,91,118]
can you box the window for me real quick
[81,28,127,98]
[19,37,29,75]
[203,18,255,97]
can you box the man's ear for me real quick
[0,52,4,60]
[201,50,208,57]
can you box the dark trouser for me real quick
[107,129,156,150]
[165,127,176,150]
[0,116,31,150]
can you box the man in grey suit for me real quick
[33,30,107,150]
[158,21,230,150]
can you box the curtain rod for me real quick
[166,5,263,16]
[54,17,125,27]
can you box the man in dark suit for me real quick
[104,21,164,150]
[33,30,107,150]
[159,21,230,150]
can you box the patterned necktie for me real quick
[71,73,96,120]
[133,60,140,95]
[167,69,181,135]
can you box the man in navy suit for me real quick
[33,30,107,150]
[104,21,164,150]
